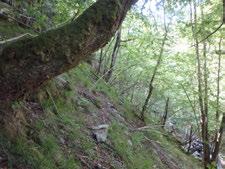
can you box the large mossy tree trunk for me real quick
[0,0,137,103]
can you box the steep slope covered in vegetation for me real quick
[0,62,202,169]
[0,17,202,167]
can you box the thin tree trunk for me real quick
[0,0,137,103]
[181,84,200,135]
[140,33,167,121]
[102,36,116,75]
[140,3,168,121]
[187,125,193,153]
[121,82,138,95]
[216,38,222,121]
[211,113,225,161]
[203,39,210,166]
[190,0,210,167]
[201,0,210,156]
[140,84,153,121]
[162,97,169,128]
[105,29,121,82]
[97,48,103,74]
[223,0,225,23]
[211,38,223,162]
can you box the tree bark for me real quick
[140,84,153,121]
[140,1,169,121]
[223,0,225,23]
[211,113,225,162]
[211,38,223,162]
[181,84,200,135]
[216,38,222,121]
[162,97,169,128]
[140,27,168,121]
[190,0,210,167]
[0,0,137,103]
[105,28,121,82]
[203,37,210,168]
[187,125,193,153]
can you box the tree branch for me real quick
[197,23,223,44]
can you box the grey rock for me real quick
[92,124,109,143]
[192,151,202,159]
[59,137,65,145]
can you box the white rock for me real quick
[128,139,133,146]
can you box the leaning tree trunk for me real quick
[140,27,168,121]
[0,0,137,104]
[181,84,200,135]
[105,28,121,82]
[140,1,168,121]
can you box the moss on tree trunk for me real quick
[0,0,137,103]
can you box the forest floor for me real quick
[0,3,203,168]
[0,62,203,168]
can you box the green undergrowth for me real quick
[145,129,202,168]
[109,123,155,169]
[0,64,202,169]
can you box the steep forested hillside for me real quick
[0,0,224,169]
[0,61,202,168]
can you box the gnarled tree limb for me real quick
[0,0,137,103]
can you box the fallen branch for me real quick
[131,124,165,131]
[0,33,36,45]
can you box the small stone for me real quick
[59,137,65,145]
[128,139,133,146]
[94,163,103,169]
[92,124,109,143]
